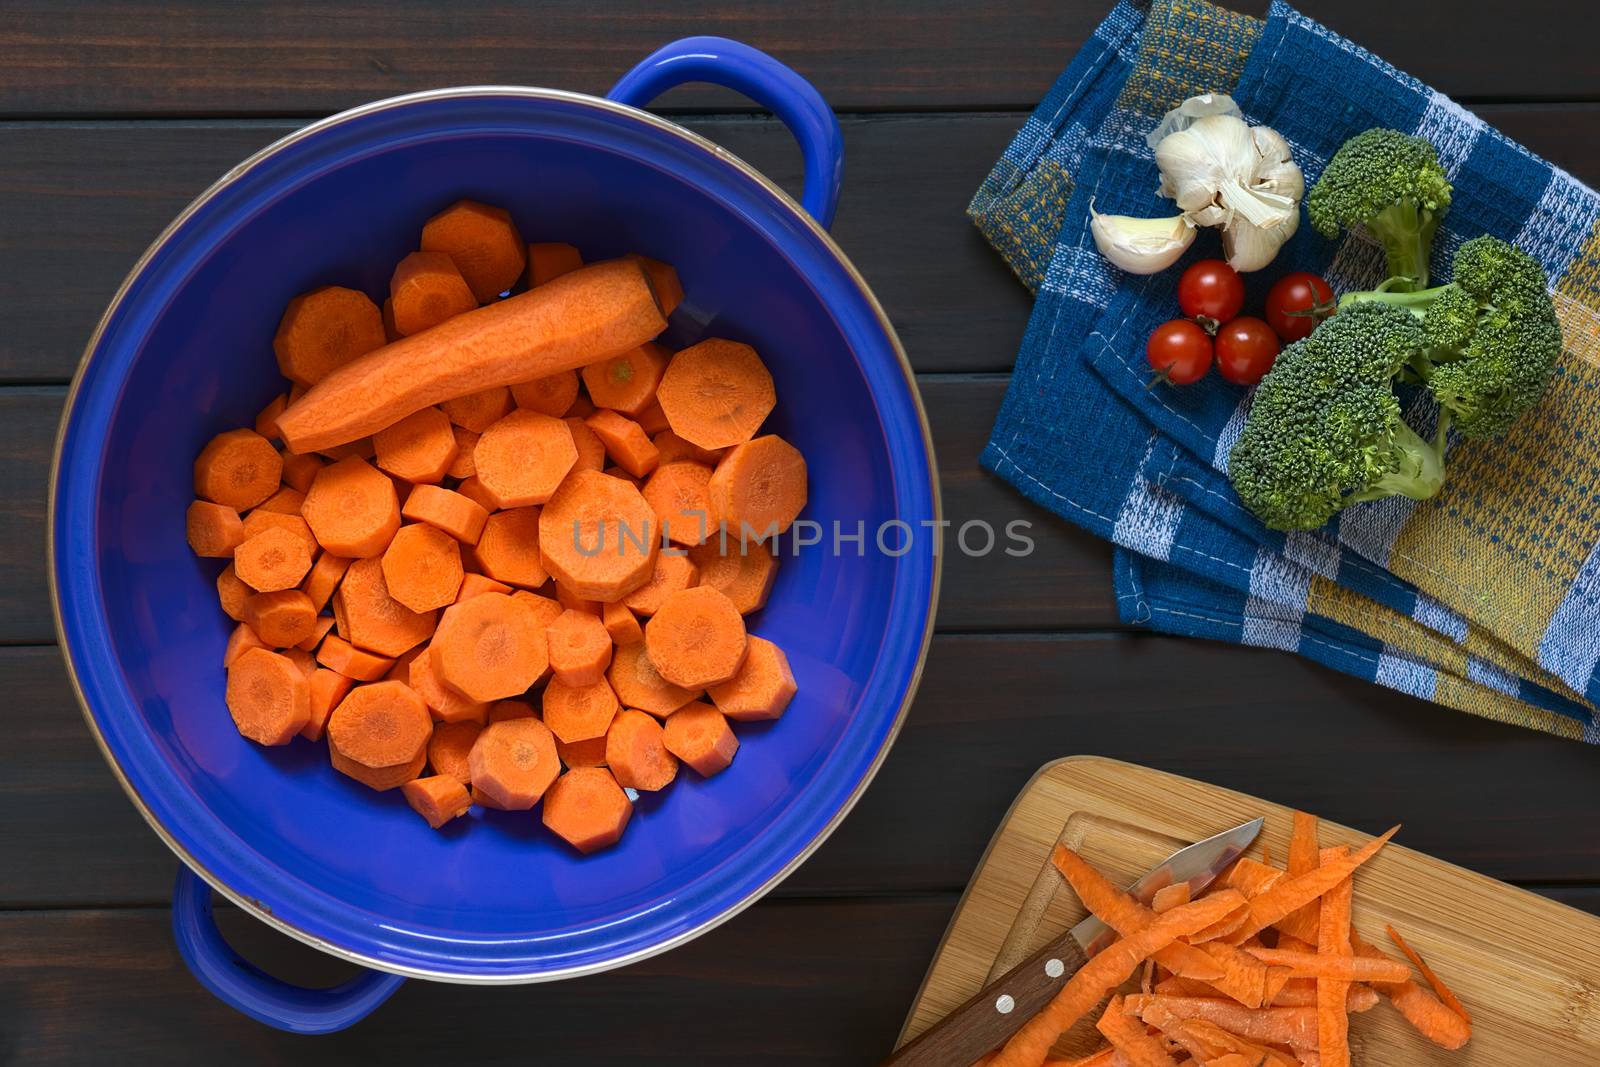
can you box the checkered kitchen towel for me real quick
[971,0,1600,741]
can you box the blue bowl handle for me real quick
[171,867,405,1034]
[608,36,844,229]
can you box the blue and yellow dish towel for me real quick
[972,0,1600,742]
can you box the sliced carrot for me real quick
[626,253,683,317]
[217,564,253,622]
[585,409,660,479]
[582,342,669,417]
[427,720,481,783]
[660,701,738,777]
[488,699,534,722]
[622,552,700,616]
[301,551,352,613]
[330,741,425,792]
[604,709,677,791]
[556,734,608,768]
[312,436,376,462]
[636,396,671,435]
[546,608,614,687]
[255,393,288,440]
[655,338,775,450]
[566,392,597,419]
[402,483,489,544]
[384,643,422,681]
[222,621,267,668]
[608,641,701,717]
[316,632,395,681]
[1286,810,1320,936]
[689,538,778,615]
[372,406,458,484]
[409,646,490,724]
[603,465,642,488]
[1096,995,1179,1067]
[381,296,400,342]
[471,506,549,588]
[528,241,583,287]
[542,676,620,744]
[302,668,353,741]
[402,774,472,828]
[327,679,432,772]
[565,415,607,474]
[389,250,476,336]
[654,429,724,468]
[541,766,632,853]
[1151,883,1191,913]
[513,590,566,631]
[554,582,602,615]
[235,527,315,597]
[281,451,323,494]
[225,647,311,745]
[187,500,245,558]
[1386,926,1471,1025]
[256,485,305,516]
[301,456,401,558]
[194,428,283,510]
[440,385,514,433]
[511,369,580,417]
[456,571,513,603]
[242,589,319,647]
[1229,828,1397,944]
[337,556,438,657]
[707,635,795,721]
[446,426,479,479]
[1267,982,1376,1011]
[601,599,644,646]
[273,286,387,386]
[538,468,659,601]
[467,717,560,809]
[472,409,578,508]
[430,592,548,702]
[420,199,525,302]
[239,510,318,559]
[455,475,499,513]
[644,586,748,689]
[707,434,808,536]
[379,523,463,612]
[642,461,713,546]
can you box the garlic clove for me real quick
[1216,183,1296,230]
[1145,93,1244,149]
[1223,207,1300,273]
[1089,207,1197,274]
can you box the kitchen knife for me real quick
[884,816,1263,1067]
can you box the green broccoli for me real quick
[1229,302,1445,531]
[1306,128,1453,291]
[1339,236,1562,438]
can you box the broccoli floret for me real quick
[1340,236,1562,438]
[1229,302,1445,531]
[1307,128,1453,291]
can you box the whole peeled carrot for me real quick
[277,259,666,453]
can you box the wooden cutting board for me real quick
[895,756,1600,1065]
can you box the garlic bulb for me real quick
[1089,204,1196,274]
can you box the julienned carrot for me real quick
[225,648,311,745]
[1246,947,1407,983]
[316,633,394,681]
[556,734,608,768]
[655,338,775,450]
[337,556,438,657]
[642,461,713,546]
[1121,997,1317,1053]
[381,523,463,612]
[566,415,606,474]
[625,253,683,317]
[474,409,578,508]
[582,342,669,417]
[373,405,459,484]
[223,622,267,668]
[234,526,314,593]
[276,259,665,453]
[473,507,549,588]
[1351,934,1471,1049]
[541,766,632,853]
[661,701,738,777]
[609,644,701,717]
[447,426,479,479]
[605,709,677,791]
[242,589,319,647]
[273,285,387,386]
[281,451,323,494]
[430,592,549,702]
[402,483,489,544]
[302,668,353,741]
[585,409,660,479]
[420,199,525,302]
[645,586,748,689]
[542,676,620,744]
[1095,995,1179,1067]
[1151,883,1191,913]
[467,717,560,809]
[546,608,613,687]
[1196,939,1272,1008]
[187,500,245,557]
[402,774,473,828]
[427,720,481,783]
[510,369,579,417]
[654,429,724,468]
[1317,865,1354,1067]
[1270,981,1378,1011]
[456,572,513,603]
[989,892,1249,1067]
[409,648,489,724]
[689,538,778,614]
[622,552,700,616]
[389,251,476,336]
[528,241,582,287]
[707,635,796,721]
[301,551,352,613]
[1386,926,1472,1026]
[1161,1018,1298,1067]
[602,599,644,646]
[440,385,513,433]
[538,469,660,601]
[1228,827,1398,943]
[301,456,401,558]
[195,429,283,510]
[707,434,808,536]
[1286,810,1320,935]
[218,565,251,621]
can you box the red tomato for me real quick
[1177,259,1245,328]
[1265,271,1335,342]
[1146,319,1214,385]
[1215,316,1281,385]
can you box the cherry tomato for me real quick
[1265,271,1335,342]
[1177,259,1245,328]
[1215,316,1281,385]
[1146,319,1214,385]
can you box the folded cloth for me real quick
[971,0,1600,742]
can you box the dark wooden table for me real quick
[4,3,1598,1063]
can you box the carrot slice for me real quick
[301,456,401,558]
[328,679,432,768]
[546,608,614,687]
[239,510,318,558]
[256,486,305,516]
[622,552,700,616]
[315,632,394,681]
[255,393,288,440]
[582,342,669,417]
[1096,995,1179,1067]
[402,774,473,828]
[601,599,644,646]
[565,415,607,475]
[381,523,463,612]
[222,621,267,668]
[542,676,620,744]
[511,369,580,417]
[402,483,489,544]
[642,461,713,546]
[488,699,534,722]
[225,647,311,745]
[273,286,387,386]
[300,551,352,613]
[1229,827,1397,944]
[644,586,748,689]
[626,253,684,317]
[473,506,549,588]
[513,590,566,632]
[446,426,479,479]
[409,647,489,724]
[187,500,245,557]
[636,396,671,435]
[302,667,353,741]
[456,572,513,603]
[603,465,642,489]
[661,701,738,777]
[468,717,560,809]
[528,241,583,287]
[554,581,602,616]
[440,385,514,433]
[420,199,525,302]
[556,734,608,768]
[707,635,796,721]
[655,338,775,450]
[653,429,724,468]
[281,451,323,494]
[538,469,659,601]
[473,409,578,508]
[285,647,318,681]
[389,250,476,336]
[195,428,283,510]
[585,409,660,479]
[430,592,548,702]
[330,743,425,792]
[427,720,482,783]
[242,589,319,647]
[234,526,315,594]
[707,434,808,537]
[609,641,701,716]
[541,766,632,853]
[455,475,498,513]
[689,538,778,615]
[372,406,458,484]
[337,556,438,657]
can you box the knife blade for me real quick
[884,817,1263,1067]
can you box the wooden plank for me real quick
[8,634,1599,908]
[3,2,1593,118]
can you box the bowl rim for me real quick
[47,83,942,983]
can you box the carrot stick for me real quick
[655,338,775,450]
[468,718,560,809]
[1228,827,1398,944]
[273,286,387,386]
[1096,995,1179,1067]
[401,774,472,828]
[541,766,632,853]
[582,342,670,417]
[510,369,580,417]
[474,409,578,508]
[389,250,476,336]
[605,708,678,792]
[527,241,582,287]
[402,483,489,544]
[195,429,283,510]
[225,648,311,745]
[276,259,665,453]
[420,199,525,302]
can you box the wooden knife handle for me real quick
[883,932,1090,1067]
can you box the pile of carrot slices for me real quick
[186,199,806,853]
[979,813,1471,1067]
